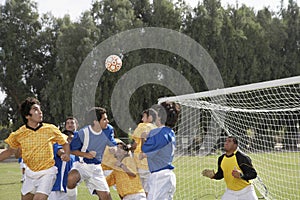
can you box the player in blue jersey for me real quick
[141,102,180,200]
[49,117,79,200]
[18,156,26,183]
[67,107,117,200]
[48,130,76,200]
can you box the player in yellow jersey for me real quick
[102,138,122,175]
[0,97,70,200]
[202,136,258,200]
[106,141,146,199]
[131,108,157,195]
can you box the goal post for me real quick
[158,76,300,200]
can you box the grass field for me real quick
[173,152,300,200]
[0,152,299,200]
[0,162,120,200]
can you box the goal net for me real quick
[158,76,300,200]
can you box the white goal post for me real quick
[158,76,300,200]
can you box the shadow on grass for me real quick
[0,182,20,186]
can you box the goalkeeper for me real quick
[202,136,258,200]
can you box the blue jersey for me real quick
[142,126,176,173]
[52,143,76,192]
[72,131,80,162]
[70,124,117,164]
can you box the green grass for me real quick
[173,152,300,200]
[0,162,120,200]
[1,152,299,200]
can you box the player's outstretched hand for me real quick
[115,160,123,168]
[140,131,148,139]
[232,166,243,178]
[84,152,95,159]
[61,153,70,162]
[89,151,96,158]
[108,146,117,154]
[138,152,147,160]
[202,169,215,179]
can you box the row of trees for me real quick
[0,0,299,138]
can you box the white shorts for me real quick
[138,168,150,193]
[123,192,147,200]
[21,166,57,196]
[221,184,258,200]
[72,162,109,194]
[103,169,113,177]
[48,191,67,200]
[147,169,176,200]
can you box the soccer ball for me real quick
[105,55,122,72]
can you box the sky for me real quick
[0,0,290,20]
[0,0,293,103]
[35,0,288,20]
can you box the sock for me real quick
[67,187,77,200]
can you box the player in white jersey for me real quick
[67,107,117,200]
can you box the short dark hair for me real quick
[117,142,129,152]
[85,107,107,125]
[228,135,238,145]
[62,130,74,136]
[156,101,180,128]
[20,97,40,124]
[142,108,157,123]
[65,116,79,127]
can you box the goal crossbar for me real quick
[158,75,300,103]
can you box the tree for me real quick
[130,0,152,25]
[0,0,42,128]
[42,13,100,126]
[281,0,300,77]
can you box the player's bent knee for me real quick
[96,191,112,200]
[67,170,80,188]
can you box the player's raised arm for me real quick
[0,146,17,161]
[61,142,70,162]
[202,169,215,179]
[70,150,95,159]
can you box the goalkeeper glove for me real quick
[202,169,215,179]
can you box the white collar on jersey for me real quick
[88,125,103,135]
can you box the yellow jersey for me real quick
[5,123,67,171]
[106,156,144,197]
[102,146,118,170]
[132,123,156,170]
[214,150,257,191]
[102,138,123,170]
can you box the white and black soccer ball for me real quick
[105,55,122,72]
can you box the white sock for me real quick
[67,187,77,200]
